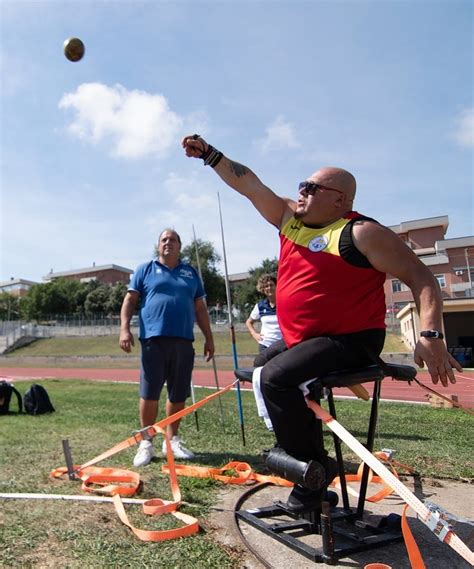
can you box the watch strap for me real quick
[420,330,444,340]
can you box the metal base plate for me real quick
[236,504,403,563]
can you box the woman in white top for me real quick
[246,274,282,353]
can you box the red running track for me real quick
[1,366,473,407]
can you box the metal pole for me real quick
[192,224,204,282]
[211,356,226,431]
[410,307,417,350]
[62,439,77,481]
[217,193,246,445]
[186,225,202,432]
[190,378,199,431]
[192,225,225,427]
[465,248,472,296]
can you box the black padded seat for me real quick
[234,368,254,383]
[234,363,416,389]
[315,363,416,388]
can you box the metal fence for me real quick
[0,318,250,354]
[0,321,54,352]
[0,315,401,354]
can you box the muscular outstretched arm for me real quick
[353,221,462,386]
[182,134,294,229]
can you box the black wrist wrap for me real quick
[201,145,223,168]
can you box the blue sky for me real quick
[1,0,472,284]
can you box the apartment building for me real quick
[0,278,38,297]
[384,216,474,311]
[384,216,473,359]
[43,263,133,286]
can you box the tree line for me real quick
[0,239,278,322]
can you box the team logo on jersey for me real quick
[179,268,194,279]
[155,267,162,274]
[308,235,328,252]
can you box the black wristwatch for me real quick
[420,330,444,340]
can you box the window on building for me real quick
[435,274,446,288]
[391,280,409,293]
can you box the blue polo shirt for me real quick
[129,260,205,341]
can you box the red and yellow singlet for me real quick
[277,212,386,348]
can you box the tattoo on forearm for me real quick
[229,160,249,178]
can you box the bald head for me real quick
[310,167,356,205]
[294,166,357,225]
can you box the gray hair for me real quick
[158,228,182,245]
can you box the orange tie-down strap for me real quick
[50,427,199,542]
[112,495,199,542]
[77,381,235,471]
[162,461,293,487]
[48,383,238,542]
[51,465,141,496]
[330,451,417,503]
[402,504,428,569]
[307,398,474,566]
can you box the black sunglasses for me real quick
[298,181,344,196]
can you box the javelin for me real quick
[192,224,225,428]
[190,378,199,432]
[217,193,246,446]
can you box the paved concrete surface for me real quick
[208,477,473,568]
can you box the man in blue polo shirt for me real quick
[119,228,215,467]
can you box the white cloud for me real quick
[453,108,474,147]
[58,83,184,159]
[142,170,221,241]
[255,115,300,154]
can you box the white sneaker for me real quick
[162,436,195,460]
[133,440,155,467]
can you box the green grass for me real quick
[0,379,471,566]
[0,381,268,568]
[7,331,409,358]
[382,332,410,353]
[11,334,125,357]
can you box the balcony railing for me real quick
[450,282,473,293]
